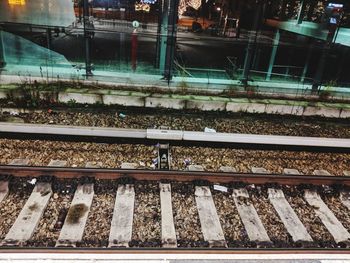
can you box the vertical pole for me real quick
[241,0,262,86]
[159,0,169,73]
[46,28,52,79]
[164,0,179,82]
[120,8,126,63]
[312,45,329,93]
[335,46,347,81]
[252,48,261,70]
[83,0,92,77]
[301,43,312,82]
[155,0,164,68]
[0,30,6,68]
[46,29,52,51]
[297,0,305,24]
[131,29,138,71]
[266,29,280,81]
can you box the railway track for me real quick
[0,160,350,251]
[0,122,348,257]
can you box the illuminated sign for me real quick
[8,0,25,5]
[135,3,151,12]
[142,0,157,3]
[328,3,343,8]
[179,0,201,15]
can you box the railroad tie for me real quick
[85,162,102,168]
[48,160,68,167]
[159,183,177,248]
[0,180,9,203]
[195,186,227,248]
[340,191,350,211]
[187,165,205,171]
[2,182,52,246]
[268,188,313,243]
[56,183,94,247]
[251,167,268,174]
[304,190,350,244]
[8,158,30,166]
[274,169,313,243]
[283,168,301,175]
[313,170,332,176]
[232,188,271,243]
[109,184,135,247]
[121,163,138,169]
[219,166,237,173]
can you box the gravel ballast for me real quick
[171,183,205,247]
[131,182,161,247]
[1,109,349,138]
[0,139,348,175]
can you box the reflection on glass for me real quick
[8,0,25,6]
[0,0,75,27]
[1,31,78,78]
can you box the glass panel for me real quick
[1,30,79,79]
[0,0,349,92]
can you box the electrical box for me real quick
[158,144,170,170]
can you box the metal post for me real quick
[159,0,169,73]
[312,44,329,93]
[163,0,179,82]
[252,48,261,70]
[0,30,6,68]
[120,8,126,62]
[301,43,313,82]
[266,29,280,81]
[297,0,305,24]
[155,0,163,68]
[46,28,53,79]
[241,1,262,86]
[83,0,92,77]
[335,46,347,81]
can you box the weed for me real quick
[319,81,336,100]
[177,80,189,94]
[67,99,77,107]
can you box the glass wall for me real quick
[0,0,349,94]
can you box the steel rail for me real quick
[1,165,350,186]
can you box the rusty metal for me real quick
[1,165,350,186]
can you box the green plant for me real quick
[67,98,77,107]
[319,81,336,100]
[178,80,189,94]
[13,80,41,107]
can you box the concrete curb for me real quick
[42,91,350,119]
[0,87,350,119]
